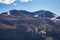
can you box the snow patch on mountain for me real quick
[50,15,60,22]
[34,15,39,17]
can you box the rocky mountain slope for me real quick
[0,10,60,40]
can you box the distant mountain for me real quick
[33,10,55,18]
[9,10,32,16]
[0,10,60,40]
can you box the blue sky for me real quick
[0,0,60,15]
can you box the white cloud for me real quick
[0,0,32,4]
[20,0,32,2]
[0,0,15,4]
[0,0,3,2]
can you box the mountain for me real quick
[0,10,60,40]
[33,10,55,18]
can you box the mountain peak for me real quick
[9,10,31,16]
[33,10,55,18]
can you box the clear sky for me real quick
[0,0,60,15]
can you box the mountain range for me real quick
[0,10,60,40]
